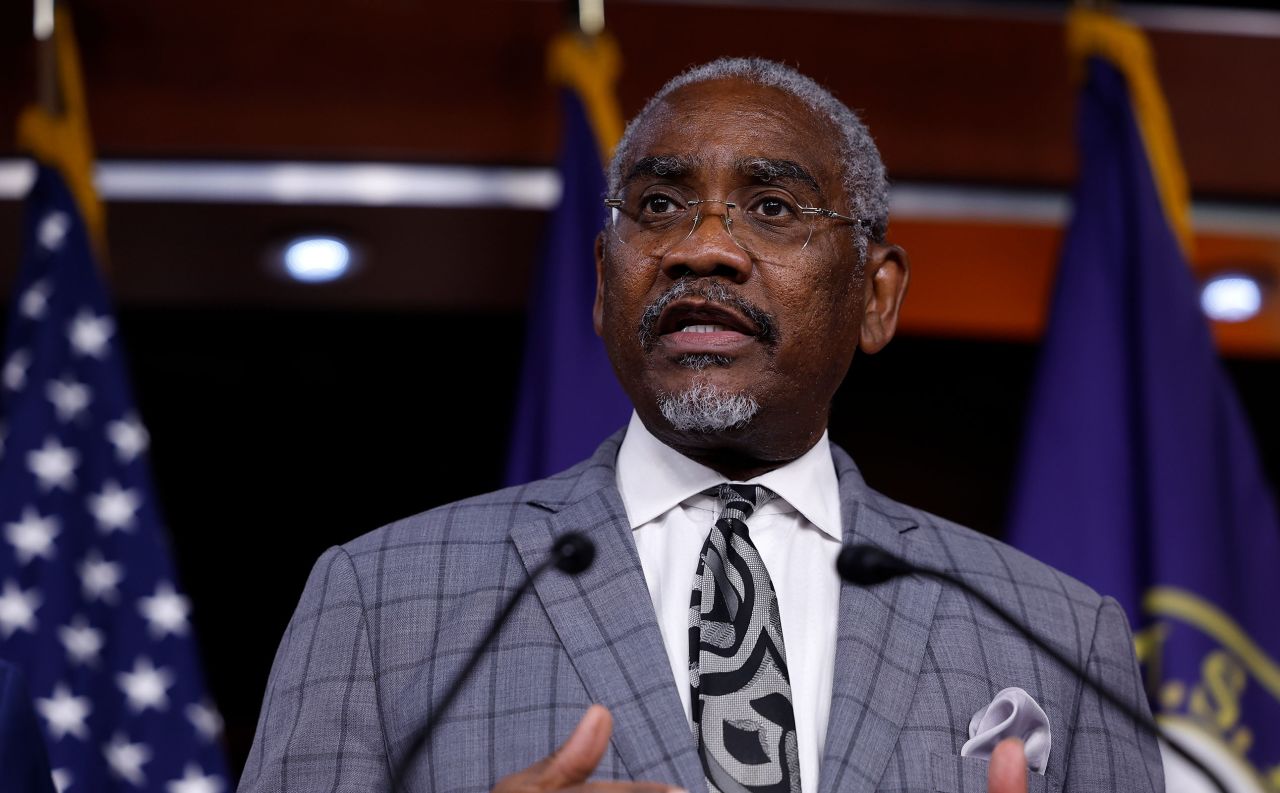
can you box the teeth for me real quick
[681,324,728,334]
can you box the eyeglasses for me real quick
[603,184,869,257]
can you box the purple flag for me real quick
[505,89,632,485]
[1008,38,1280,788]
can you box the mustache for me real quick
[637,279,779,350]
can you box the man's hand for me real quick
[987,737,1029,793]
[493,705,684,793]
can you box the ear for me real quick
[858,242,910,354]
[593,232,607,338]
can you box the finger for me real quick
[987,737,1029,793]
[539,704,614,787]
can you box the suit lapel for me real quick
[510,437,948,791]
[509,450,704,789]
[818,448,945,793]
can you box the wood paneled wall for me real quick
[1,0,1278,351]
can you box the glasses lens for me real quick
[607,185,816,255]
[609,184,698,256]
[724,186,813,254]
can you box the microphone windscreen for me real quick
[552,532,596,575]
[837,544,911,586]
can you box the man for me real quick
[239,59,1163,793]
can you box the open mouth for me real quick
[658,300,759,336]
[655,299,761,354]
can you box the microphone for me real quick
[389,532,596,790]
[837,544,1229,793]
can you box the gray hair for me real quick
[658,380,761,433]
[607,57,890,246]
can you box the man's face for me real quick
[594,78,908,465]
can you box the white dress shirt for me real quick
[615,412,843,793]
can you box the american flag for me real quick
[0,165,229,793]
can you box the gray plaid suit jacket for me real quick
[240,431,1164,793]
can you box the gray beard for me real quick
[657,380,760,433]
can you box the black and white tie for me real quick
[689,484,801,793]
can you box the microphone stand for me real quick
[389,533,596,792]
[838,544,1230,793]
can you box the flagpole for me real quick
[26,0,110,268]
[34,0,61,115]
[562,0,605,36]
[577,0,605,36]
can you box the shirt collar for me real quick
[615,411,843,541]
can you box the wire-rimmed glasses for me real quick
[603,183,868,257]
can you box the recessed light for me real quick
[1200,274,1263,323]
[281,236,353,283]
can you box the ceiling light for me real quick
[1200,273,1263,323]
[281,236,353,283]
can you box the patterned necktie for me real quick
[689,484,802,793]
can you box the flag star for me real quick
[21,279,52,320]
[117,657,174,713]
[166,765,224,793]
[36,684,91,741]
[5,507,59,564]
[38,211,71,251]
[185,700,224,742]
[79,551,124,603]
[68,310,114,359]
[46,377,93,423]
[27,437,79,492]
[139,582,190,639]
[103,733,151,786]
[59,616,105,665]
[88,481,142,533]
[0,580,41,637]
[51,769,72,793]
[107,416,149,463]
[3,349,29,391]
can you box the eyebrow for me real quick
[623,155,700,185]
[737,157,821,194]
[620,154,823,196]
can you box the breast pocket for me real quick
[930,752,1051,793]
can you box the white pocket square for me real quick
[960,686,1052,775]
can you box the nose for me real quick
[659,201,753,284]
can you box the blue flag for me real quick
[0,660,56,793]
[1008,11,1280,788]
[505,40,632,485]
[0,166,229,793]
